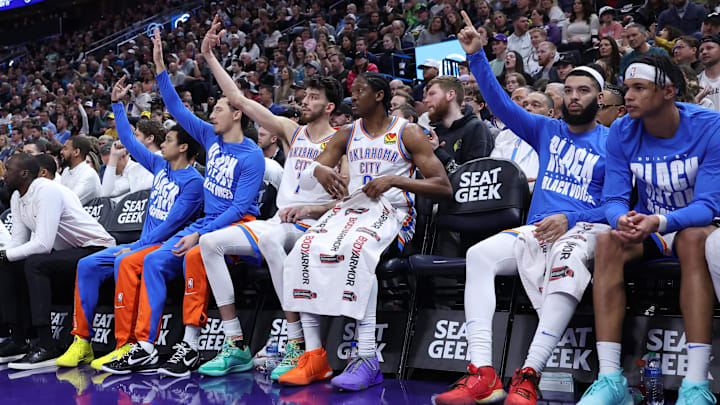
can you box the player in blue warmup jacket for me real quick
[579,53,720,405]
[437,13,611,405]
[56,77,204,370]
[101,27,265,377]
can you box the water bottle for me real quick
[263,335,282,373]
[644,352,664,405]
[347,341,358,363]
[629,359,646,404]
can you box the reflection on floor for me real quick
[0,364,455,405]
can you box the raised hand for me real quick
[151,27,165,74]
[457,11,486,55]
[202,15,227,55]
[111,76,132,103]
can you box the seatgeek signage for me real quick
[0,0,47,12]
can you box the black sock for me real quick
[36,326,54,350]
[230,335,244,347]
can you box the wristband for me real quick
[655,214,667,233]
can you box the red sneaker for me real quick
[504,367,541,405]
[435,364,506,405]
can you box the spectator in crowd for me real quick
[507,15,533,63]
[355,37,380,66]
[499,50,534,87]
[330,103,353,127]
[620,23,670,79]
[391,92,415,110]
[391,103,419,123]
[328,51,350,98]
[654,25,684,54]
[21,139,45,155]
[258,85,285,115]
[417,16,447,46]
[424,76,494,172]
[55,115,71,145]
[379,34,405,77]
[598,7,624,40]
[275,67,295,107]
[555,52,578,81]
[413,59,441,101]
[489,34,509,77]
[533,42,562,83]
[60,136,101,204]
[505,72,528,94]
[702,12,720,37]
[598,37,622,84]
[0,153,115,369]
[699,35,720,113]
[539,0,566,24]
[491,11,511,36]
[526,28,547,75]
[596,84,627,127]
[561,0,599,51]
[674,36,704,74]
[347,52,379,95]
[99,140,155,202]
[656,0,706,36]
[257,126,285,167]
[38,110,56,136]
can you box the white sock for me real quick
[300,313,323,351]
[523,293,578,373]
[222,318,243,340]
[597,341,622,375]
[286,320,304,341]
[183,325,200,351]
[357,279,378,359]
[139,340,154,354]
[685,342,712,383]
[467,320,493,367]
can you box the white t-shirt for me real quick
[100,159,154,202]
[491,128,539,191]
[60,161,101,204]
[698,71,720,113]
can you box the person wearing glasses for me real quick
[673,36,704,74]
[596,84,626,127]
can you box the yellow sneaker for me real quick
[90,343,132,371]
[56,336,94,368]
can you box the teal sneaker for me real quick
[270,340,305,381]
[578,369,633,405]
[677,379,717,405]
[198,338,253,377]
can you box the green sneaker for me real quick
[270,340,305,381]
[198,338,253,377]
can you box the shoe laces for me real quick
[582,375,623,399]
[510,369,542,399]
[342,356,377,375]
[218,338,237,358]
[168,343,189,364]
[682,384,717,404]
[279,341,301,367]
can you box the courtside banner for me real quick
[504,314,597,383]
[105,190,150,232]
[50,305,73,348]
[324,311,407,373]
[620,315,720,391]
[82,197,114,228]
[251,310,291,355]
[0,208,12,233]
[408,309,508,371]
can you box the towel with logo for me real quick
[283,190,405,319]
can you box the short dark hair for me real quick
[357,72,391,111]
[24,139,46,153]
[391,103,418,122]
[69,135,92,159]
[136,119,166,149]
[10,153,39,178]
[628,53,686,96]
[169,125,202,161]
[305,76,343,113]
[35,154,57,175]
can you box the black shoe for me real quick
[101,344,158,375]
[157,342,200,378]
[8,344,59,370]
[0,339,28,363]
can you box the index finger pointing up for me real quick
[460,10,476,31]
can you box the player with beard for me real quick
[580,55,720,405]
[436,13,611,405]
[423,75,494,172]
[193,16,347,380]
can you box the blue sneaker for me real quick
[577,369,633,405]
[677,379,717,405]
[330,355,383,392]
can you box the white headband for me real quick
[625,63,671,86]
[568,66,604,90]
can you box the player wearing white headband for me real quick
[580,54,720,405]
[436,12,611,405]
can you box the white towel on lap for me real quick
[282,190,405,320]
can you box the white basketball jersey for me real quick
[277,125,336,210]
[346,116,415,213]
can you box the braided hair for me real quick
[358,72,391,112]
[627,53,686,98]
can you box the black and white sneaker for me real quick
[101,344,158,375]
[8,344,60,370]
[0,340,28,363]
[158,342,200,378]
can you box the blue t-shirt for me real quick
[112,103,204,250]
[55,130,71,145]
[468,50,609,227]
[157,70,265,235]
[604,103,720,233]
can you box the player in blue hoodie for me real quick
[55,77,204,371]
[579,53,720,405]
